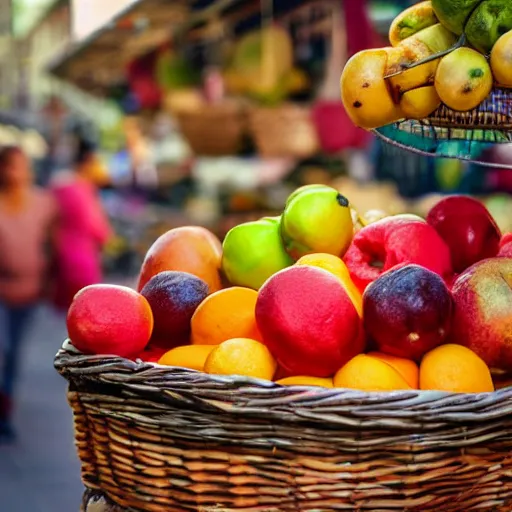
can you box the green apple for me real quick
[281,185,354,260]
[222,217,293,290]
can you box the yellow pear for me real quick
[341,49,403,130]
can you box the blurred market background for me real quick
[0,0,511,510]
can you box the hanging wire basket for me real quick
[374,87,512,168]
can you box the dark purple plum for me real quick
[141,271,208,347]
[363,264,453,361]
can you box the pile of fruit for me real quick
[341,0,512,130]
[67,185,512,393]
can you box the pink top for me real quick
[0,188,57,305]
[51,175,111,309]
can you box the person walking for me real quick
[50,139,112,312]
[0,146,57,441]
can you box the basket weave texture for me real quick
[176,102,247,157]
[55,340,512,512]
[248,104,320,159]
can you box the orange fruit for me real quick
[158,345,215,372]
[334,354,412,392]
[67,284,153,358]
[367,352,419,389]
[138,226,223,294]
[420,344,494,393]
[276,376,333,388]
[204,338,277,380]
[191,287,262,346]
[296,253,362,316]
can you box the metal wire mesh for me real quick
[374,87,512,168]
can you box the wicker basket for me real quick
[249,104,320,159]
[55,340,512,512]
[176,101,247,157]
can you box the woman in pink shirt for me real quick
[0,146,57,441]
[50,139,112,312]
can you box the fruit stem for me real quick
[357,213,368,228]
[384,33,467,79]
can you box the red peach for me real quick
[255,266,363,377]
[138,226,223,294]
[67,284,153,357]
[451,258,512,372]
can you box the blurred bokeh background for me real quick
[0,0,511,510]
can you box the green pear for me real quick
[281,185,353,261]
[222,217,293,290]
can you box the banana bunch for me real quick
[341,0,512,130]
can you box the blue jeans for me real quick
[1,304,36,399]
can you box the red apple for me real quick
[451,258,512,373]
[427,196,501,274]
[363,264,453,361]
[344,216,452,293]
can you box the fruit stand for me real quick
[53,1,512,511]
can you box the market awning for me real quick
[48,0,252,96]
[49,0,396,97]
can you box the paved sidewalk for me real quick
[0,306,83,512]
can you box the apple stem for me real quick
[384,33,467,79]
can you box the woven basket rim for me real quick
[55,339,512,428]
